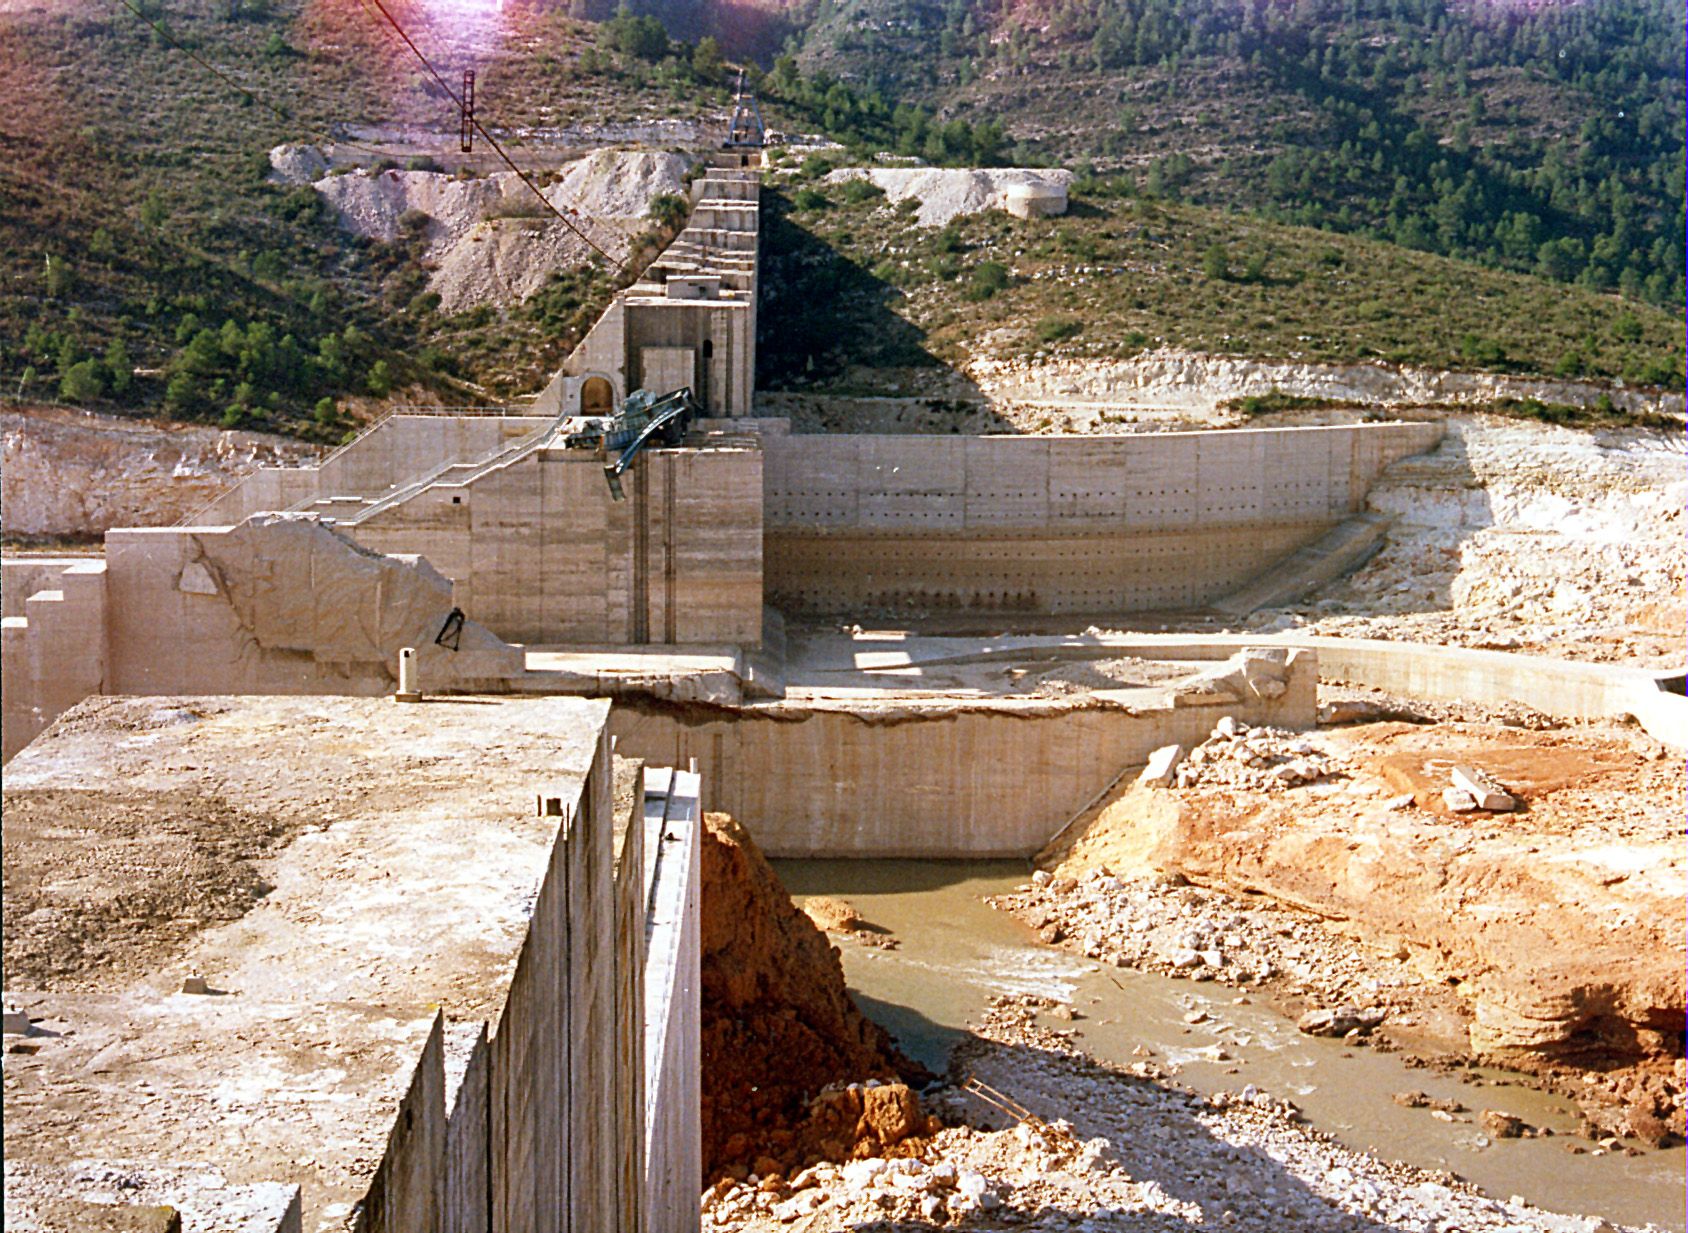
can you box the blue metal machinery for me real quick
[564,386,702,500]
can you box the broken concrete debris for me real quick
[1451,763,1518,811]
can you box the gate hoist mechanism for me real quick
[725,70,765,149]
[564,386,701,500]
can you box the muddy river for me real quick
[773,859,1685,1232]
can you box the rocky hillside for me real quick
[700,811,927,1179]
[1,405,319,543]
[0,0,733,430]
[780,0,1684,309]
[755,175,1685,398]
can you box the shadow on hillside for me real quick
[824,1021,1420,1231]
[756,188,1017,434]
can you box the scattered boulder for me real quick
[1478,1110,1529,1139]
[1137,743,1185,788]
[1450,765,1518,812]
[1297,1006,1387,1037]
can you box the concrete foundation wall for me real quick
[354,446,764,648]
[360,1014,447,1233]
[444,1024,492,1233]
[762,422,1442,614]
[610,657,1316,857]
[642,768,702,1233]
[1,560,107,761]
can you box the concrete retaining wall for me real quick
[642,769,702,1233]
[761,422,1443,614]
[609,655,1316,857]
[353,445,765,648]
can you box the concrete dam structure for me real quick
[6,144,1687,1233]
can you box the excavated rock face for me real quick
[700,812,927,1180]
[2,407,318,540]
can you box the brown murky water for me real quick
[773,859,1685,1232]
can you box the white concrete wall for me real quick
[762,422,1444,615]
[354,447,765,648]
[1,560,107,762]
[642,768,702,1233]
[610,655,1317,857]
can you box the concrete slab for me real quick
[3,694,614,1231]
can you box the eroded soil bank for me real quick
[698,811,931,1182]
[1028,714,1685,1152]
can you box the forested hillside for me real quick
[781,0,1685,308]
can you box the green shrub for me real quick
[1035,315,1082,343]
[791,187,830,212]
[838,178,885,205]
[1458,333,1509,367]
[648,193,689,231]
[104,338,133,394]
[1222,389,1343,416]
[800,155,838,181]
[59,359,105,402]
[964,261,1010,302]
[1201,243,1231,280]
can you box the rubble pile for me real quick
[1147,716,1344,793]
[995,867,1429,1016]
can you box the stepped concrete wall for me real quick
[190,415,550,526]
[761,421,1444,615]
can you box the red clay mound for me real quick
[699,811,929,1180]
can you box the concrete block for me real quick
[1443,787,1479,813]
[1137,744,1185,788]
[1450,765,1516,812]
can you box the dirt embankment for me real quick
[1022,718,1685,1147]
[1,406,319,541]
[700,812,930,1180]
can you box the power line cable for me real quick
[100,0,396,162]
[103,0,628,272]
[352,0,627,271]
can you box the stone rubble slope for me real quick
[822,166,1074,228]
[274,146,690,312]
[1013,717,1685,1151]
[708,993,1654,1232]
